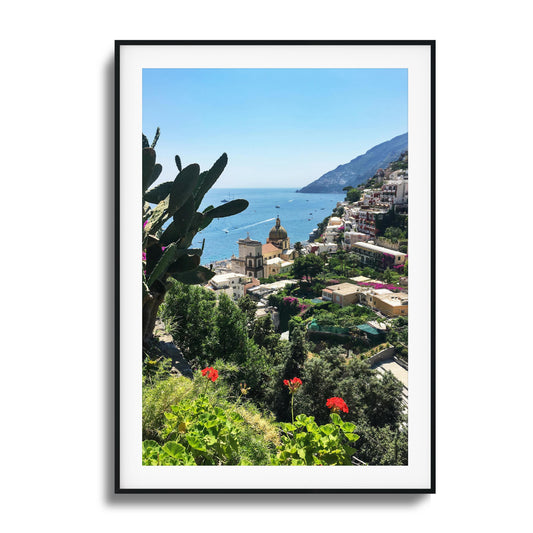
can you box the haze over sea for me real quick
[196,188,345,266]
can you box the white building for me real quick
[207,272,252,301]
[246,279,298,300]
[315,242,338,254]
[353,241,407,270]
[344,231,370,250]
[381,179,408,205]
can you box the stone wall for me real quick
[367,346,409,370]
[367,346,396,366]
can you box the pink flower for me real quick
[142,251,146,261]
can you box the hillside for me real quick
[297,133,408,194]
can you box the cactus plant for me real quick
[142,128,249,348]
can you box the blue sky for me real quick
[143,69,407,188]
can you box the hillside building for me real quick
[353,241,407,271]
[381,179,408,206]
[321,281,408,316]
[373,291,408,317]
[344,231,370,250]
[353,207,389,239]
[207,272,253,301]
[322,282,361,307]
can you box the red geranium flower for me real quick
[326,397,349,413]
[201,367,218,382]
[283,377,302,393]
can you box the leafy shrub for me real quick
[354,421,408,465]
[271,413,359,465]
[142,354,173,385]
[143,376,194,441]
[143,373,279,465]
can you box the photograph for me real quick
[6,1,533,529]
[117,41,434,491]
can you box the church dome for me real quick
[269,216,288,241]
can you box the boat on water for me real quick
[275,205,280,208]
[221,193,235,203]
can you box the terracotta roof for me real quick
[262,243,280,254]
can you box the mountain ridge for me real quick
[297,133,408,194]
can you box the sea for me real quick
[193,188,345,266]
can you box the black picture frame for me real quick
[115,40,435,494]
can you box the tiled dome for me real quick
[269,216,287,241]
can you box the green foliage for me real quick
[215,293,251,364]
[272,413,359,466]
[237,294,257,334]
[143,370,280,465]
[143,376,195,441]
[335,360,405,429]
[285,324,308,377]
[320,251,360,279]
[293,355,340,425]
[267,293,301,332]
[382,268,394,283]
[375,210,408,239]
[354,422,408,465]
[252,314,280,354]
[315,216,331,238]
[290,351,405,439]
[390,159,408,171]
[332,205,345,217]
[142,372,279,465]
[288,315,304,337]
[141,129,249,344]
[292,254,324,283]
[159,281,218,366]
[384,226,407,243]
[345,187,362,203]
[310,303,377,333]
[142,354,173,386]
[160,282,255,367]
[362,266,378,279]
[143,394,276,466]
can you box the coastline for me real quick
[197,188,343,266]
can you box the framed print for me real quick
[115,40,435,493]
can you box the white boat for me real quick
[221,193,235,203]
